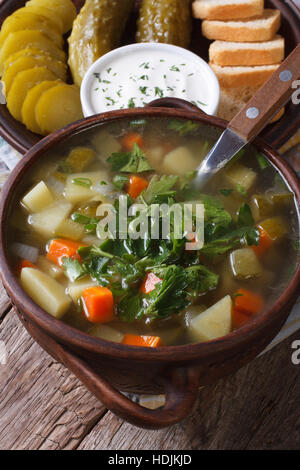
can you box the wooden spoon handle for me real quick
[228,43,300,142]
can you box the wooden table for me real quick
[0,282,299,450]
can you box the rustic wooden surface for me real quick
[0,282,299,450]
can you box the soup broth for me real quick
[9,117,300,346]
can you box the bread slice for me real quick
[218,87,284,122]
[192,0,264,21]
[202,9,281,42]
[210,63,280,87]
[209,35,284,66]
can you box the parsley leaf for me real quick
[107,143,153,173]
[168,119,199,136]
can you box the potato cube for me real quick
[190,295,232,342]
[163,146,197,175]
[21,267,71,318]
[67,278,98,303]
[22,181,54,212]
[29,201,72,238]
[89,325,124,343]
[230,248,262,280]
[225,163,257,191]
[55,218,85,240]
[36,256,63,279]
[64,171,109,204]
[92,130,122,159]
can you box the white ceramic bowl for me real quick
[81,43,220,117]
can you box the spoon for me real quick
[193,43,300,189]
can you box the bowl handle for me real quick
[146,97,206,114]
[55,341,200,430]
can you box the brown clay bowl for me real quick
[0,0,299,153]
[0,100,299,429]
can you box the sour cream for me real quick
[81,43,220,117]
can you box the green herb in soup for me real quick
[10,117,299,347]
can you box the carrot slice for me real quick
[122,132,143,151]
[140,272,162,294]
[47,238,87,266]
[122,334,163,348]
[82,287,114,323]
[18,259,37,275]
[252,226,272,256]
[126,175,149,199]
[232,308,251,329]
[234,289,264,315]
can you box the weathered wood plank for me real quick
[78,332,300,450]
[0,282,11,319]
[0,309,107,450]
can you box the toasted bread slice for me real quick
[218,86,284,122]
[202,9,281,42]
[210,63,280,87]
[209,35,284,66]
[193,0,264,21]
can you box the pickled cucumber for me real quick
[15,6,64,34]
[35,84,83,135]
[6,66,57,120]
[68,0,135,87]
[26,0,77,34]
[0,30,66,75]
[3,55,66,94]
[137,0,192,48]
[0,10,63,48]
[22,80,62,134]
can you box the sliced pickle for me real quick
[3,55,66,94]
[26,0,77,34]
[6,66,57,120]
[0,30,66,75]
[22,79,62,134]
[35,84,83,135]
[0,10,63,49]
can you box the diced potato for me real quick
[36,255,63,279]
[189,295,232,342]
[21,267,71,318]
[65,147,96,172]
[28,201,72,238]
[27,0,77,34]
[250,194,273,223]
[259,217,288,242]
[55,218,85,240]
[183,305,207,328]
[230,248,262,280]
[3,55,66,94]
[67,278,98,303]
[89,325,124,343]
[22,181,54,212]
[82,234,100,245]
[146,146,165,169]
[92,130,122,160]
[0,10,63,49]
[225,163,257,191]
[7,66,58,121]
[18,5,64,33]
[35,83,83,135]
[22,80,62,134]
[163,146,197,175]
[64,171,109,204]
[0,30,66,75]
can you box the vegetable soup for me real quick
[9,117,299,347]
